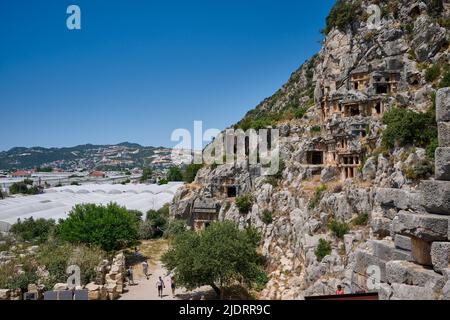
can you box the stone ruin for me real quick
[352,88,450,300]
[0,252,126,301]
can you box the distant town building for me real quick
[11,170,33,178]
[89,171,106,178]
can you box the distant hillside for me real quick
[0,143,174,171]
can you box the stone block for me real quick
[53,283,69,291]
[369,239,395,261]
[393,210,449,241]
[441,280,450,300]
[394,234,412,251]
[392,249,413,261]
[411,237,432,266]
[431,242,450,273]
[0,289,11,300]
[421,180,450,215]
[386,260,445,291]
[436,87,450,122]
[391,284,435,300]
[435,148,450,181]
[374,188,422,211]
[438,122,450,147]
[370,217,392,238]
[354,250,387,283]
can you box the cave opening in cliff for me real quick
[227,186,237,198]
[375,83,388,94]
[307,151,324,165]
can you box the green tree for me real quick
[140,168,153,183]
[183,164,203,183]
[56,203,138,251]
[9,181,39,195]
[167,167,183,182]
[162,221,266,298]
[10,217,56,243]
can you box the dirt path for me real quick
[119,239,214,300]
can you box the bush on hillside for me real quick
[235,194,254,214]
[328,220,350,240]
[10,217,56,244]
[381,107,437,157]
[183,164,203,183]
[315,239,332,262]
[325,0,363,34]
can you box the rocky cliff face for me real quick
[170,0,450,300]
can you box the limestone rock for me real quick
[431,242,450,274]
[421,180,450,215]
[386,260,445,292]
[0,289,11,300]
[394,235,412,251]
[438,122,450,148]
[320,166,337,183]
[412,15,447,62]
[436,88,450,122]
[435,148,450,181]
[391,284,435,300]
[53,283,69,291]
[393,211,449,241]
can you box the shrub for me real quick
[325,0,363,34]
[10,217,56,243]
[140,168,153,183]
[309,184,327,209]
[235,194,254,214]
[164,220,187,239]
[183,164,203,183]
[404,160,434,180]
[70,181,80,186]
[167,167,183,182]
[293,107,308,119]
[137,220,155,240]
[8,271,38,291]
[354,212,369,226]
[439,68,450,88]
[157,178,169,185]
[146,208,168,230]
[328,220,350,240]
[261,210,273,225]
[264,176,279,187]
[9,181,39,195]
[311,125,321,133]
[56,203,138,252]
[425,64,441,83]
[381,107,437,153]
[315,239,332,262]
[37,243,105,289]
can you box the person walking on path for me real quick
[142,261,149,280]
[156,276,165,298]
[127,266,135,285]
[336,285,345,295]
[170,277,176,297]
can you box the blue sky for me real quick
[0,0,334,151]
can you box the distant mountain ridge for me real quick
[0,142,173,171]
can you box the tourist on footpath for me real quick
[127,266,135,285]
[170,277,176,297]
[142,261,149,280]
[157,276,165,298]
[336,285,345,295]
